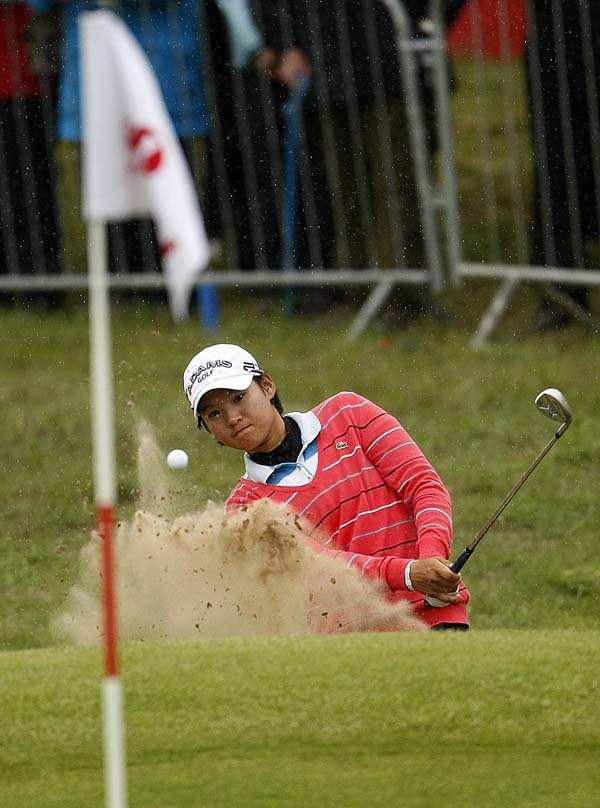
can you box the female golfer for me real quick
[183,343,469,629]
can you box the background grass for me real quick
[1,631,599,808]
[452,58,533,264]
[2,297,599,650]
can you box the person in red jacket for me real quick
[183,343,470,630]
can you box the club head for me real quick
[535,388,573,435]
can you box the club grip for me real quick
[451,546,473,573]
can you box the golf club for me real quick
[425,388,573,607]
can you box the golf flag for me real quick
[80,9,209,320]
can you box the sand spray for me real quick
[54,421,423,643]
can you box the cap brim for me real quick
[192,374,254,416]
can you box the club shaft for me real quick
[451,427,565,573]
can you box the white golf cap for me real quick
[183,343,264,416]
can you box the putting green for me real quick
[1,630,598,807]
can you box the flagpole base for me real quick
[102,676,128,808]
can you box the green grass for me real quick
[451,58,534,264]
[1,299,600,650]
[1,631,598,807]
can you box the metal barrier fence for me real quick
[4,1,598,342]
[450,0,600,344]
[0,0,459,336]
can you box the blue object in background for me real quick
[281,77,310,316]
[196,284,220,331]
[198,76,309,328]
[29,0,209,142]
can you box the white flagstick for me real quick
[88,219,128,808]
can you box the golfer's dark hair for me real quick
[196,376,283,432]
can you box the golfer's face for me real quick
[200,377,282,452]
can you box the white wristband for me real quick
[404,559,416,591]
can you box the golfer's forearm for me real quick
[416,533,450,560]
[363,422,453,553]
[311,542,412,592]
[409,478,454,558]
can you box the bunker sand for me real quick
[55,424,423,643]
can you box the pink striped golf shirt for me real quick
[225,392,470,627]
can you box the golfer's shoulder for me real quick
[312,390,374,420]
[313,390,371,417]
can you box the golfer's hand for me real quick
[274,48,311,88]
[409,557,461,602]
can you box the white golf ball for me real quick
[166,449,189,470]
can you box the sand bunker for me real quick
[54,423,423,643]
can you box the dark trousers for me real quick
[0,96,60,277]
[431,623,470,631]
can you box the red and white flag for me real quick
[80,9,210,320]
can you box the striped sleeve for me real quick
[352,395,453,559]
[307,537,411,592]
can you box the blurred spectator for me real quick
[202,0,285,270]
[178,0,262,329]
[256,0,425,288]
[0,0,61,298]
[27,0,210,282]
[526,0,600,329]
[219,0,467,316]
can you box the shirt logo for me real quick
[336,441,348,450]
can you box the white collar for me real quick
[243,409,321,483]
